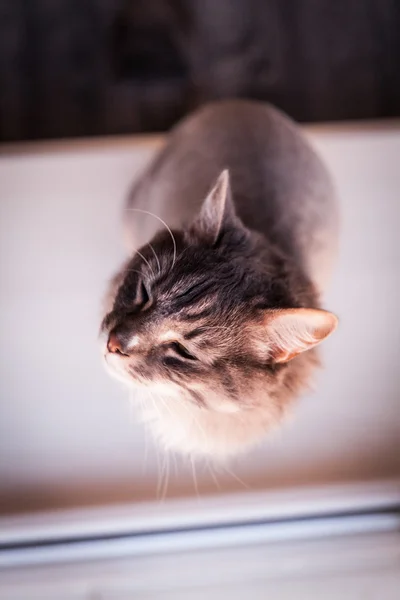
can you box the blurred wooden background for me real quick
[0,0,399,142]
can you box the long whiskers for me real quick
[150,389,205,499]
[220,462,250,490]
[148,243,161,275]
[177,394,209,449]
[127,208,177,271]
[190,454,200,500]
[148,390,172,501]
[207,458,222,490]
[132,248,155,278]
[125,268,146,278]
[159,452,170,502]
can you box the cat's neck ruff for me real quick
[136,387,282,458]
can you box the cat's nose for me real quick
[107,331,125,355]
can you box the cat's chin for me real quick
[102,353,137,388]
[100,366,284,457]
[103,352,153,390]
[104,351,315,458]
[135,390,284,459]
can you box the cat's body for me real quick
[102,100,338,458]
[126,101,338,294]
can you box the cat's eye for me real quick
[136,280,150,307]
[168,341,198,361]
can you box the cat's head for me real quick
[101,171,337,457]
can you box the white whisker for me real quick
[159,452,170,502]
[174,395,209,448]
[148,392,162,420]
[172,449,179,477]
[127,208,177,271]
[147,394,165,500]
[153,391,175,420]
[125,268,146,277]
[142,423,150,474]
[148,243,161,275]
[207,459,222,490]
[221,463,250,489]
[190,454,200,500]
[155,447,162,499]
[158,451,165,501]
[133,248,155,278]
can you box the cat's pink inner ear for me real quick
[190,169,236,244]
[265,308,338,363]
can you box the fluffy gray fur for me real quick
[101,100,339,458]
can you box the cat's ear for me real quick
[258,308,338,363]
[191,169,237,244]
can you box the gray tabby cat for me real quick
[101,100,339,458]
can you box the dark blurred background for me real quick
[0,0,399,142]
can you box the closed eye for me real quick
[136,280,150,307]
[167,341,198,361]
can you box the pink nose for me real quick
[107,332,123,354]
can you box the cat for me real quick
[101,100,339,459]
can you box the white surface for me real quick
[0,528,399,599]
[0,123,400,514]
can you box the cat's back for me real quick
[128,100,339,292]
